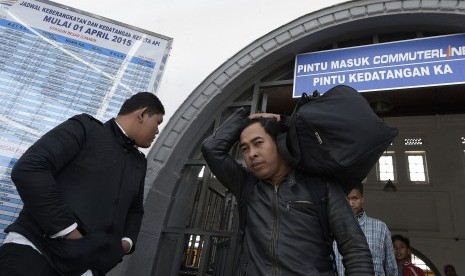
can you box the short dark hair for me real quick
[243,117,287,141]
[392,234,410,248]
[351,182,364,195]
[118,92,165,116]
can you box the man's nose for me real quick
[248,147,258,158]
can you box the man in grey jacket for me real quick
[201,109,374,276]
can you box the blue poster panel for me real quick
[0,0,172,242]
[293,33,465,97]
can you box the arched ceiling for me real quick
[128,1,465,274]
[146,0,465,189]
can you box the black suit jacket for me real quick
[6,114,146,275]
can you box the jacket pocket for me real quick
[285,200,317,216]
[44,233,103,275]
[91,236,125,273]
[237,261,257,276]
[43,232,123,275]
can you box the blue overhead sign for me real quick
[293,33,465,97]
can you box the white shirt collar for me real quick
[115,120,128,137]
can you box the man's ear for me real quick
[136,107,148,122]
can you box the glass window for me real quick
[406,152,428,182]
[378,152,395,181]
[411,252,437,276]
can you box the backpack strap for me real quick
[305,178,336,270]
[305,179,332,243]
[276,91,319,169]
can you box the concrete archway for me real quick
[121,1,465,274]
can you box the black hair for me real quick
[351,182,364,195]
[243,116,287,141]
[392,234,410,248]
[118,92,165,116]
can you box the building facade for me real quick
[113,1,465,275]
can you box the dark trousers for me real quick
[0,243,60,276]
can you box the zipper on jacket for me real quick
[271,185,279,276]
[315,131,323,144]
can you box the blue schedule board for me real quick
[0,0,172,242]
[293,33,465,97]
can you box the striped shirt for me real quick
[334,211,398,276]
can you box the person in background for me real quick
[201,111,374,276]
[392,234,426,276]
[334,182,398,276]
[444,264,458,276]
[0,92,164,276]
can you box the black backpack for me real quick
[278,85,398,187]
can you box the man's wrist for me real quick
[122,237,133,253]
[63,229,83,240]
[50,223,78,239]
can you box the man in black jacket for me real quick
[201,109,374,276]
[0,92,164,275]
